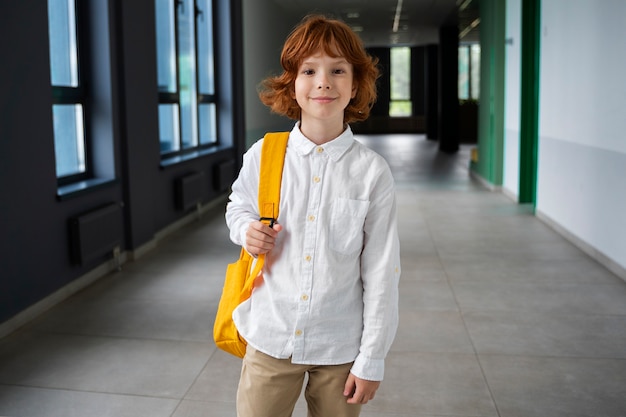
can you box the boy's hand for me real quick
[343,373,380,404]
[245,221,283,256]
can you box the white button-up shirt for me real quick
[226,123,400,381]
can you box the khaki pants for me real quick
[237,346,362,417]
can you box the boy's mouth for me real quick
[312,96,335,103]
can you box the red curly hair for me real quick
[258,14,379,123]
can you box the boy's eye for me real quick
[303,69,315,75]
[333,69,346,74]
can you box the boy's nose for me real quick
[317,76,331,89]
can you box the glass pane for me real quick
[159,104,180,153]
[389,101,412,117]
[155,0,177,92]
[470,44,481,100]
[178,0,198,149]
[458,46,470,100]
[196,0,215,95]
[48,0,78,87]
[52,104,85,177]
[390,47,410,101]
[199,103,217,145]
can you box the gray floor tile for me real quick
[0,385,179,417]
[480,355,626,417]
[465,311,626,358]
[184,350,241,403]
[0,332,211,398]
[30,294,215,342]
[398,281,459,312]
[392,311,475,354]
[400,263,449,282]
[452,282,626,315]
[172,400,237,417]
[444,257,623,285]
[366,352,498,416]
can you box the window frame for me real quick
[389,46,412,118]
[458,42,481,101]
[156,0,219,160]
[48,0,93,186]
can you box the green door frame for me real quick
[519,0,541,205]
[471,0,506,187]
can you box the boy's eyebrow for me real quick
[301,57,350,66]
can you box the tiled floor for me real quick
[1,134,626,417]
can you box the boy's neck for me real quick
[299,119,346,145]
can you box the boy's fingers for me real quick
[246,221,282,255]
[343,373,356,397]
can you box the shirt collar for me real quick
[290,122,355,162]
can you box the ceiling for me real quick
[271,0,480,47]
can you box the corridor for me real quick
[0,134,625,417]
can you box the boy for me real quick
[226,14,400,417]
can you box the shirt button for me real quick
[316,147,324,153]
[308,215,315,222]
[301,294,309,301]
[295,329,303,336]
[313,176,321,183]
[305,255,312,262]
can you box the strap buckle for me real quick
[259,217,276,228]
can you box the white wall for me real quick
[503,0,521,199]
[242,0,300,147]
[536,0,626,274]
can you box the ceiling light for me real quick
[458,0,473,12]
[459,17,480,39]
[392,0,403,33]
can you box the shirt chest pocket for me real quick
[329,198,370,255]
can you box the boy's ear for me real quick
[351,83,358,98]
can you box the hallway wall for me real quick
[0,0,241,331]
[503,0,521,198]
[536,0,626,274]
[242,0,299,147]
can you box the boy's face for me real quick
[293,51,357,128]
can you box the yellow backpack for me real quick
[213,132,289,358]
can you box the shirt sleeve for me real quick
[225,139,263,247]
[350,162,401,381]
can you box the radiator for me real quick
[69,202,123,265]
[175,171,206,211]
[214,159,236,192]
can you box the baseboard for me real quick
[536,209,626,283]
[469,170,502,192]
[0,194,229,340]
[501,186,519,203]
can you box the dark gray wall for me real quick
[242,0,301,147]
[0,0,242,324]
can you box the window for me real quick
[155,0,217,158]
[48,0,89,183]
[389,47,412,117]
[458,43,480,100]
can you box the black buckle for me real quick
[259,217,276,228]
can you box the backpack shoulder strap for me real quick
[239,131,289,301]
[258,132,289,224]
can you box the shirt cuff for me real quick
[350,353,385,381]
[239,226,248,248]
